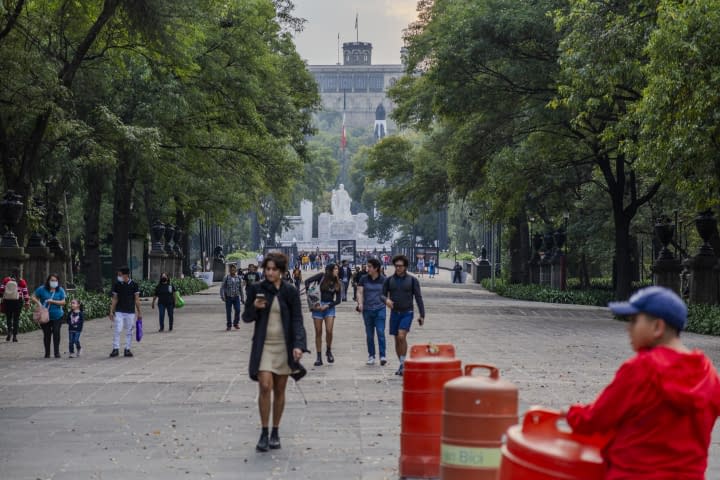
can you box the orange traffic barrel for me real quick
[498,407,606,480]
[440,364,518,480]
[400,344,463,479]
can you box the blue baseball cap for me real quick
[608,286,688,331]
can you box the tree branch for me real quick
[0,0,25,42]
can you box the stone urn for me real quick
[0,190,24,248]
[150,220,165,253]
[163,224,175,254]
[654,217,675,260]
[695,209,716,256]
[27,231,45,248]
[173,228,183,256]
[46,209,64,253]
[532,232,543,258]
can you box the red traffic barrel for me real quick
[498,407,606,480]
[440,364,518,480]
[400,343,462,479]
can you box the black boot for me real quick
[326,349,334,364]
[12,335,17,342]
[5,334,10,342]
[314,353,322,367]
[269,428,281,449]
[256,431,269,452]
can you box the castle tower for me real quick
[343,42,372,66]
[374,103,387,141]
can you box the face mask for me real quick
[49,281,58,289]
[161,278,168,283]
[117,276,124,283]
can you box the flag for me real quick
[341,113,347,149]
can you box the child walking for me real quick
[67,299,84,358]
[565,286,720,479]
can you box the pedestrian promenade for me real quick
[1,270,718,479]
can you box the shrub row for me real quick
[1,278,208,335]
[481,279,720,336]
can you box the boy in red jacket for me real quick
[566,286,720,479]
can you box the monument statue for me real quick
[331,184,352,220]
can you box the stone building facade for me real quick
[307,42,405,131]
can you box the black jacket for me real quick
[242,280,308,382]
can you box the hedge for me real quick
[0,277,208,335]
[481,279,720,336]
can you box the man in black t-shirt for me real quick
[109,266,142,357]
[243,264,261,298]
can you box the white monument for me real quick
[280,185,387,250]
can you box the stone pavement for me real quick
[0,270,718,480]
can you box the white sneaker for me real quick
[366,356,375,365]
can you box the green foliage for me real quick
[136,278,207,298]
[226,250,258,261]
[483,280,720,336]
[686,305,720,336]
[481,280,615,306]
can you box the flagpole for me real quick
[337,33,340,65]
[355,13,359,43]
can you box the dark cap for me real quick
[608,286,687,331]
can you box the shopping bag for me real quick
[174,291,185,308]
[33,305,50,324]
[135,317,143,342]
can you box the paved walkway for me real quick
[1,270,718,479]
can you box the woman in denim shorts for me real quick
[304,264,341,366]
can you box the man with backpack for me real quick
[220,263,243,331]
[1,269,30,342]
[382,255,425,376]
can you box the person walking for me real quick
[66,299,84,357]
[244,264,261,297]
[1,268,29,342]
[416,256,425,278]
[350,266,363,301]
[242,253,307,452]
[292,266,302,291]
[452,262,463,284]
[357,258,387,366]
[339,260,352,302]
[304,264,341,366]
[428,258,436,279]
[108,266,141,358]
[383,255,425,376]
[220,264,243,331]
[31,273,67,358]
[152,273,176,332]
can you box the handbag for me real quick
[174,290,185,308]
[33,305,49,324]
[33,290,55,325]
[305,277,323,311]
[135,317,143,342]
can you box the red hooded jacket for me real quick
[567,346,720,479]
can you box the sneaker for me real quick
[380,357,387,366]
[226,326,231,331]
[366,356,375,366]
[123,349,133,357]
[76,348,81,357]
[233,324,240,329]
[109,349,119,357]
[158,328,164,332]
[68,352,75,358]
[395,364,404,376]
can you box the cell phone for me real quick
[256,293,266,299]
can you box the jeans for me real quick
[362,307,386,358]
[158,303,174,330]
[113,312,135,350]
[3,300,21,337]
[225,297,241,327]
[341,280,350,301]
[68,331,81,353]
[41,320,62,356]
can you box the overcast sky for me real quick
[292,0,419,65]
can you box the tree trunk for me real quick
[82,166,104,292]
[111,153,135,270]
[175,202,191,276]
[613,207,633,301]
